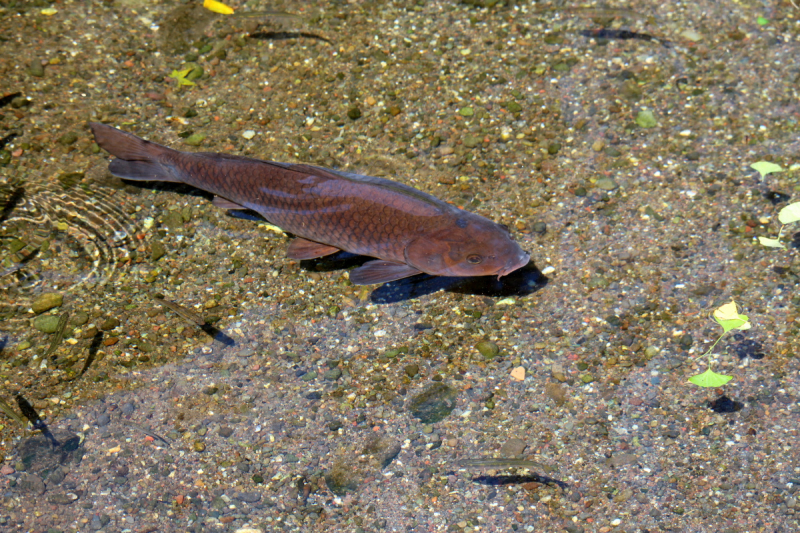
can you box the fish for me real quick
[90,123,530,285]
[580,28,671,48]
[149,294,206,327]
[44,311,70,359]
[455,458,545,470]
[0,397,25,426]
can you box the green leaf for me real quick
[750,161,783,179]
[689,368,733,387]
[169,68,196,87]
[756,16,769,26]
[716,316,751,332]
[758,236,787,249]
[778,202,800,225]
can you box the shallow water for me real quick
[1,1,800,532]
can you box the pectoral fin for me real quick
[348,260,422,285]
[212,196,247,210]
[286,238,341,260]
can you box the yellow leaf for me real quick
[169,68,196,87]
[203,0,235,15]
[713,300,750,332]
[713,301,740,322]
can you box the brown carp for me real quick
[90,123,530,285]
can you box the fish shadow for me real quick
[471,473,569,489]
[117,179,212,200]
[249,31,332,44]
[300,255,548,303]
[201,324,236,347]
[300,251,371,272]
[1,186,26,223]
[369,262,548,304]
[0,92,22,109]
[0,132,19,151]
[16,394,60,448]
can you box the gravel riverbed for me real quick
[1,1,800,532]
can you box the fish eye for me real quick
[467,254,483,264]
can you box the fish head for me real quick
[405,215,530,278]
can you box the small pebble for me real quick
[33,315,62,333]
[58,132,78,146]
[32,293,63,314]
[475,340,499,359]
[100,317,120,331]
[462,134,480,148]
[595,177,618,191]
[499,438,527,457]
[184,133,206,146]
[28,61,45,77]
[347,107,362,120]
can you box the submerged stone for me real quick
[408,382,457,423]
[32,293,63,314]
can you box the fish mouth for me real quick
[495,251,530,279]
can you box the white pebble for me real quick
[242,130,256,140]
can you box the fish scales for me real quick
[91,123,530,284]
[170,154,420,260]
[168,153,394,259]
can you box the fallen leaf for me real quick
[203,0,234,15]
[750,161,783,179]
[778,202,800,225]
[712,301,750,332]
[688,368,732,388]
[169,68,196,87]
[758,236,786,249]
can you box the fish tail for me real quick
[90,123,183,182]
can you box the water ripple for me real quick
[1,182,137,314]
